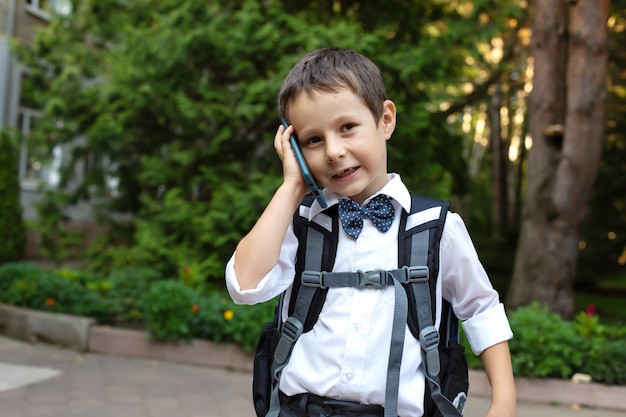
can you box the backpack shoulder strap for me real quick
[398,194,450,339]
[289,196,339,331]
[266,197,339,417]
[400,195,464,417]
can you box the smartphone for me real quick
[280,118,328,208]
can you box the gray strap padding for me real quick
[266,226,325,417]
[384,273,407,417]
[410,230,463,417]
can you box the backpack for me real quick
[252,194,469,417]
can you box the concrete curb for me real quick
[1,304,625,412]
[469,369,626,411]
[88,325,254,372]
[0,303,94,351]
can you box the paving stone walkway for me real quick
[0,336,623,417]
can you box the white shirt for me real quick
[225,174,512,417]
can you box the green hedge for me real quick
[137,280,275,351]
[0,262,275,352]
[0,263,110,322]
[1,262,624,385]
[461,302,626,385]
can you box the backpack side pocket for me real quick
[252,321,280,417]
[428,341,469,417]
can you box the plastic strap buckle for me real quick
[403,265,429,283]
[273,317,304,365]
[301,271,325,289]
[419,325,441,377]
[357,270,386,288]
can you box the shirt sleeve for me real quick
[225,222,299,305]
[439,213,513,355]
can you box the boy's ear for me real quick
[381,100,396,140]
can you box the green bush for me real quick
[106,268,164,327]
[2,268,111,322]
[136,280,276,350]
[139,280,203,343]
[507,303,585,379]
[0,262,42,295]
[48,266,165,328]
[582,337,626,385]
[573,308,626,385]
[192,292,276,352]
[0,132,26,263]
[462,302,626,386]
[221,300,277,352]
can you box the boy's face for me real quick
[287,88,396,205]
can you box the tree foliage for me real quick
[0,132,26,264]
[10,0,626,312]
[16,0,524,285]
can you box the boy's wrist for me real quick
[279,179,310,203]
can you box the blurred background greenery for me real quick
[0,1,624,321]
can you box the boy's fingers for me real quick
[274,124,304,187]
[274,124,294,161]
[273,125,284,158]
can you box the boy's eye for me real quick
[341,123,356,132]
[308,136,322,145]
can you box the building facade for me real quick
[1,0,94,259]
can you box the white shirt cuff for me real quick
[461,303,513,355]
[225,253,272,305]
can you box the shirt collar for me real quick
[306,173,412,221]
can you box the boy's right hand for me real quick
[233,124,310,290]
[274,123,309,198]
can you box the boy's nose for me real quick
[324,137,346,162]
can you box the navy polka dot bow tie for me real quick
[338,194,395,239]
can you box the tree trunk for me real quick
[490,79,506,239]
[512,118,526,231]
[506,0,610,318]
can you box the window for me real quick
[11,63,62,190]
[18,106,62,189]
[25,0,72,20]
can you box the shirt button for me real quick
[353,322,361,331]
[345,372,354,381]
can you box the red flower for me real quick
[45,298,55,307]
[585,304,596,317]
[183,266,191,277]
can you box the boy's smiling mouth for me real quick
[333,167,359,179]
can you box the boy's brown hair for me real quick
[278,47,388,123]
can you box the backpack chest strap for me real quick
[301,266,429,289]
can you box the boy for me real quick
[226,47,516,417]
